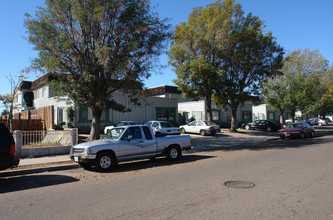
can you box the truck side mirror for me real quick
[127,135,133,141]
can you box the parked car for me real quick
[307,118,328,126]
[144,121,180,135]
[285,117,304,124]
[179,120,220,136]
[70,125,192,172]
[279,122,314,139]
[104,121,142,134]
[0,123,19,170]
[242,120,281,132]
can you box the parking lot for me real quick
[188,123,333,152]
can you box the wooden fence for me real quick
[1,106,54,131]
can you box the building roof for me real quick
[144,85,181,96]
[19,81,32,90]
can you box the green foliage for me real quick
[1,109,9,116]
[169,0,283,130]
[25,0,172,139]
[275,49,330,118]
[66,106,75,128]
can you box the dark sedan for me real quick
[242,120,281,132]
[279,122,314,140]
[0,123,19,170]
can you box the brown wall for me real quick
[1,106,54,131]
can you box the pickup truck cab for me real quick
[70,125,192,172]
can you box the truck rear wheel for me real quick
[95,152,115,172]
[166,145,182,161]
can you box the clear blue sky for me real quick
[1,0,332,101]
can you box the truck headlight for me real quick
[85,148,92,154]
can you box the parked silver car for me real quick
[144,121,180,135]
[307,118,328,126]
[179,120,220,136]
[104,121,142,134]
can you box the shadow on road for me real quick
[211,135,333,152]
[84,154,215,173]
[0,164,80,178]
[0,174,79,194]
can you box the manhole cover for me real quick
[224,181,255,189]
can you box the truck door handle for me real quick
[138,141,144,143]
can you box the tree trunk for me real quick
[230,100,238,132]
[279,110,285,125]
[291,111,296,123]
[205,93,212,122]
[89,108,102,140]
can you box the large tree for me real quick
[262,73,289,124]
[280,49,329,121]
[212,0,284,131]
[25,0,171,140]
[168,0,240,121]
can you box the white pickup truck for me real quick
[70,125,192,172]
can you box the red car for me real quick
[279,122,315,140]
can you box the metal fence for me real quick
[22,129,76,147]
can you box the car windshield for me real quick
[103,128,125,139]
[160,122,174,128]
[129,122,141,125]
[286,124,302,129]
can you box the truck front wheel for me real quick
[166,145,182,161]
[95,152,115,172]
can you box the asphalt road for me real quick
[1,134,333,219]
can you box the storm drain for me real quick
[224,181,255,189]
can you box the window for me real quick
[242,111,252,121]
[57,107,64,125]
[268,112,275,121]
[81,107,89,121]
[122,127,142,140]
[156,108,176,121]
[152,122,159,128]
[212,110,220,121]
[142,126,153,140]
[101,109,108,121]
[197,121,204,126]
[192,111,203,120]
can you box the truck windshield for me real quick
[103,128,125,139]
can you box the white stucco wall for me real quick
[33,84,73,125]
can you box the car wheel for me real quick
[79,162,92,170]
[166,145,182,161]
[310,131,314,138]
[95,152,115,172]
[266,127,272,132]
[280,137,285,140]
[200,130,206,136]
[245,125,250,130]
[300,132,305,139]
[180,128,186,134]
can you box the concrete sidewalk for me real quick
[19,155,72,166]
